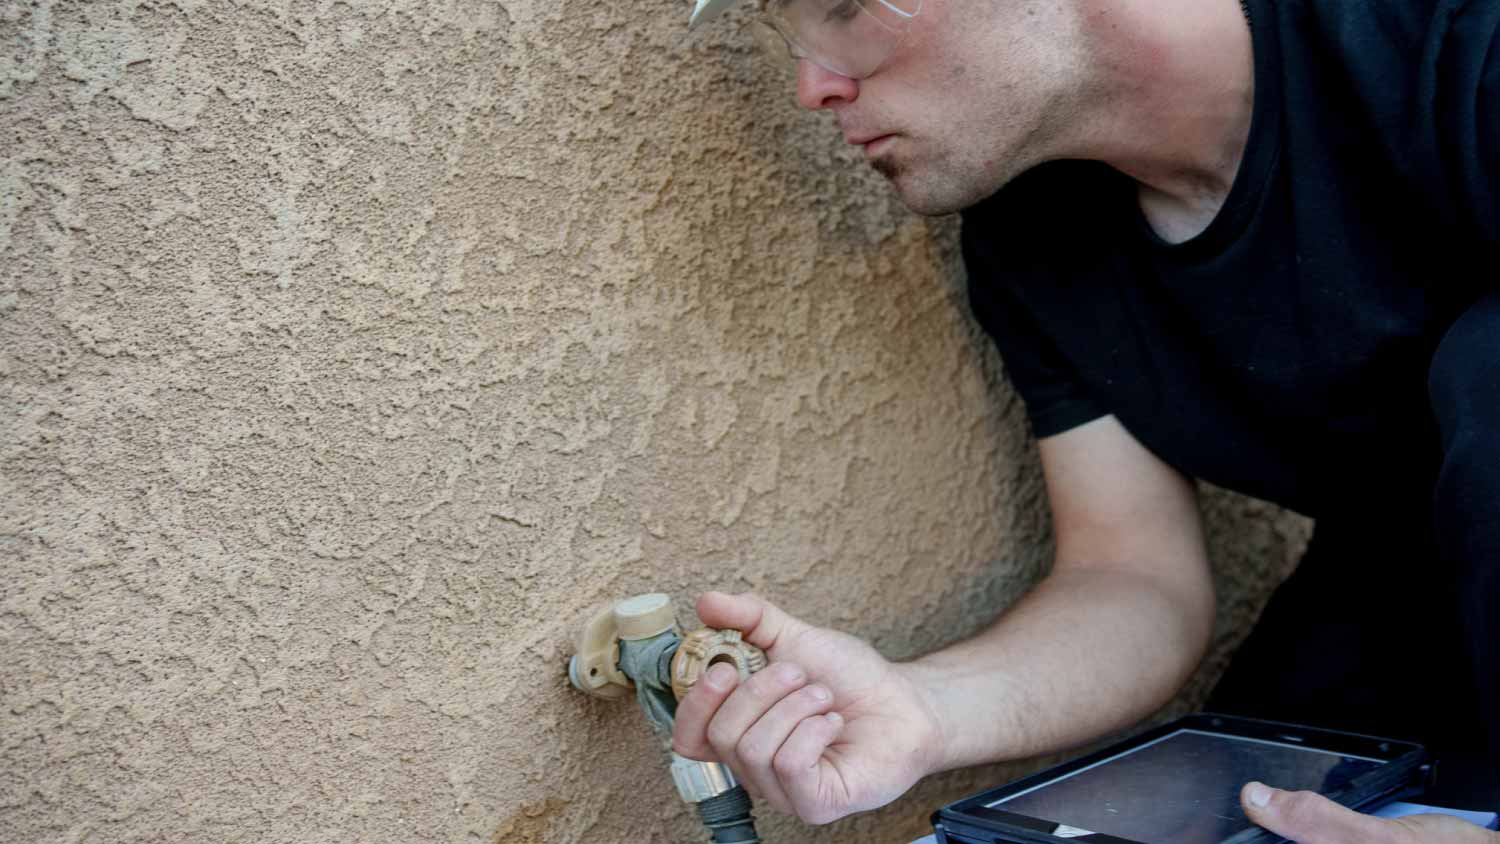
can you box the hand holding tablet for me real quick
[930,714,1448,844]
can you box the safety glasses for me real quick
[749,0,923,79]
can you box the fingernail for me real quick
[1248,783,1273,808]
[826,712,843,726]
[773,662,804,684]
[705,663,736,688]
[806,684,830,702]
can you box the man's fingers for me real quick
[705,661,809,764]
[775,712,849,825]
[670,662,740,760]
[695,592,808,654]
[1241,782,1393,844]
[733,683,838,813]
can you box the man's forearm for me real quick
[899,561,1215,774]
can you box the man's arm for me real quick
[672,414,1215,820]
[902,413,1215,768]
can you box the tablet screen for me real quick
[987,729,1385,842]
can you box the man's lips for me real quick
[846,134,897,159]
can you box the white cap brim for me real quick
[689,0,741,28]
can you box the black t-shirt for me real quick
[960,0,1498,802]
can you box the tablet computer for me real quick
[930,713,1428,844]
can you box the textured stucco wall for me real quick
[1,1,1311,842]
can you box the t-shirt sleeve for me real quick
[961,215,1107,439]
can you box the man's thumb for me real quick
[1240,781,1389,844]
[694,591,808,653]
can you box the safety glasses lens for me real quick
[757,0,921,78]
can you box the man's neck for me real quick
[1066,0,1256,243]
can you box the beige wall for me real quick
[1,1,1309,841]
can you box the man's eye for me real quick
[824,0,859,23]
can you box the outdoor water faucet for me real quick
[568,593,766,843]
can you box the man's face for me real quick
[793,0,1080,215]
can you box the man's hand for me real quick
[1241,782,1500,844]
[670,591,944,825]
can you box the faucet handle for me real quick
[614,593,677,641]
[567,601,636,699]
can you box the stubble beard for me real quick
[873,135,1040,216]
[871,154,991,217]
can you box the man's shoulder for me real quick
[1274,0,1490,83]
[1283,0,1476,37]
[1270,0,1498,241]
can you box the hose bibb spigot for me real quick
[568,593,767,843]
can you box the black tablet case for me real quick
[931,713,1428,844]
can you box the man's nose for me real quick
[795,59,859,110]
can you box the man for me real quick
[670,0,1500,840]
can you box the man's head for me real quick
[693,0,1092,215]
